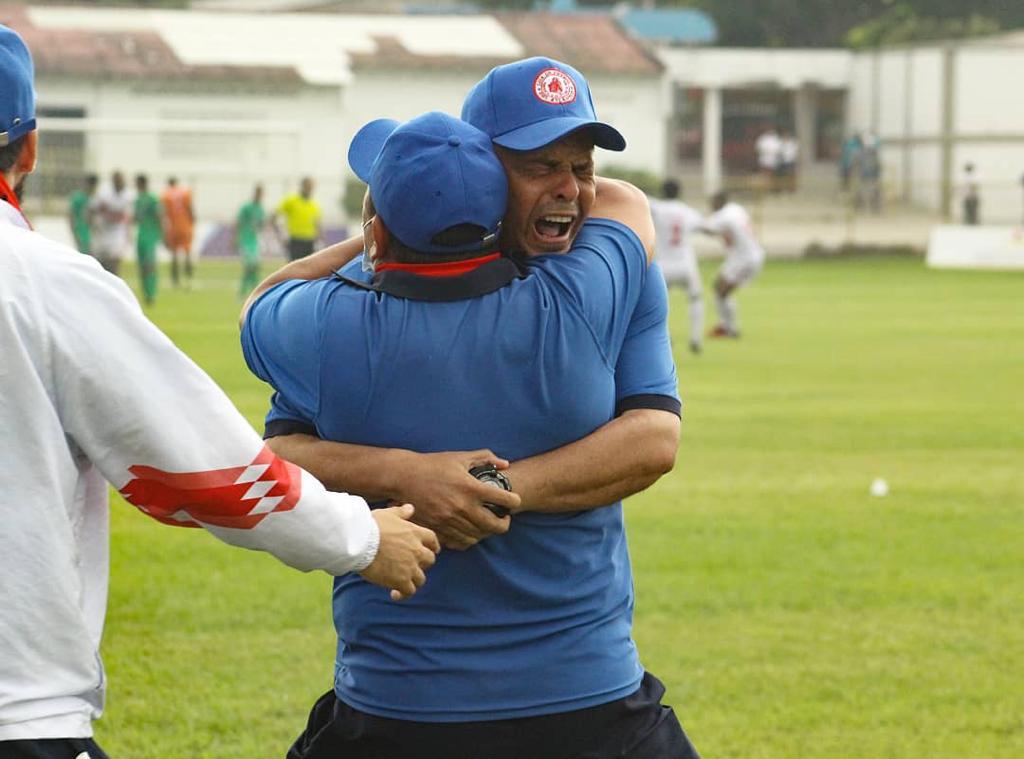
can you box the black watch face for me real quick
[483,502,510,518]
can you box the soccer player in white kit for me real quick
[702,191,765,338]
[649,179,705,354]
[89,170,132,276]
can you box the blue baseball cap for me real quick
[461,56,625,153]
[0,25,36,147]
[348,111,507,255]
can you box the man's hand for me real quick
[391,449,519,550]
[360,504,440,601]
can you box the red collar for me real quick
[0,173,30,228]
[374,252,502,278]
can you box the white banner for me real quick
[927,225,1024,270]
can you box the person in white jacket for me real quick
[0,25,439,759]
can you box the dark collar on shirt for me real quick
[333,255,526,303]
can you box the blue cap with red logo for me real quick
[461,56,625,153]
[0,25,36,147]
[348,111,507,255]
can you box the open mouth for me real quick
[533,214,575,242]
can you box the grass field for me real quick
[93,256,1023,757]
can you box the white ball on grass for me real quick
[869,478,889,497]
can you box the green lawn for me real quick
[95,257,1023,757]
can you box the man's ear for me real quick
[16,131,37,174]
[371,215,390,261]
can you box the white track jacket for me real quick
[0,205,378,741]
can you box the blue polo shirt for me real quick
[242,218,679,722]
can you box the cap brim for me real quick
[348,118,401,182]
[492,117,626,152]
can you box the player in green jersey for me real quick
[68,174,97,254]
[133,174,163,306]
[235,184,266,298]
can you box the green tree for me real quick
[845,4,1001,49]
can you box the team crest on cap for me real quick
[533,68,577,105]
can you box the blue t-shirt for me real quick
[242,219,679,721]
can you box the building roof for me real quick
[0,4,303,83]
[616,8,717,46]
[4,3,660,86]
[350,12,661,75]
[498,13,662,75]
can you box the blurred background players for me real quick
[702,191,765,339]
[133,174,162,306]
[68,173,96,255]
[649,179,705,354]
[839,132,862,193]
[755,124,781,193]
[161,176,195,287]
[960,162,981,225]
[274,176,321,261]
[90,169,131,276]
[778,129,799,193]
[235,183,266,298]
[857,131,882,213]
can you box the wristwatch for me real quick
[469,464,512,518]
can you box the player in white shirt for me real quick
[0,25,439,759]
[755,126,781,192]
[89,170,132,276]
[701,191,765,338]
[649,179,705,354]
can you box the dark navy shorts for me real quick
[287,671,700,759]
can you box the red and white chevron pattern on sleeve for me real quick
[119,445,302,529]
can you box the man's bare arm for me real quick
[593,177,656,262]
[504,409,678,513]
[269,407,678,528]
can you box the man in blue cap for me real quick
[0,24,440,759]
[242,110,697,757]
[459,58,683,514]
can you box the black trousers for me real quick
[963,196,980,225]
[288,672,700,759]
[287,238,316,261]
[0,737,109,759]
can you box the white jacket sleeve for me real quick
[42,250,378,576]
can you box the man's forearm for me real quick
[505,408,679,513]
[266,434,517,550]
[267,433,407,502]
[270,409,680,516]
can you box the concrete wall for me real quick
[848,42,1024,223]
[35,76,347,223]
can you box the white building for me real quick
[6,3,665,226]
[657,47,852,195]
[7,2,1023,228]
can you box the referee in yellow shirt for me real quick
[274,176,322,261]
